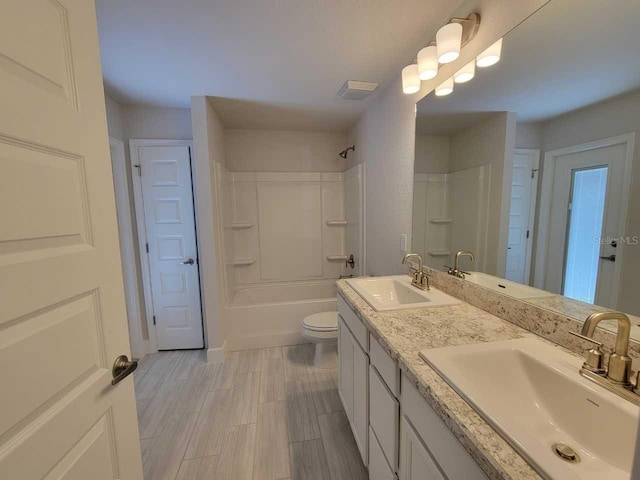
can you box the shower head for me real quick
[339,145,355,159]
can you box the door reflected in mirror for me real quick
[412,0,640,339]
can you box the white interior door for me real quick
[506,149,538,284]
[545,143,626,307]
[138,145,204,350]
[0,1,142,478]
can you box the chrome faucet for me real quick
[402,253,429,291]
[445,250,475,278]
[570,311,639,405]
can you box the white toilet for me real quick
[301,311,339,369]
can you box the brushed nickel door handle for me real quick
[111,355,138,385]
[181,258,195,265]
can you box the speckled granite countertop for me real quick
[337,279,548,480]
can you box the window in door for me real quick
[562,166,608,303]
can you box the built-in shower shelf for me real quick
[429,218,453,224]
[230,222,254,230]
[326,220,348,226]
[427,250,451,257]
[232,258,256,266]
[327,255,348,261]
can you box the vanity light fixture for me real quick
[402,64,421,94]
[477,38,503,67]
[417,45,438,80]
[402,13,481,95]
[435,77,454,96]
[454,60,475,83]
[436,23,463,64]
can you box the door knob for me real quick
[599,254,616,262]
[111,355,138,385]
[181,258,195,265]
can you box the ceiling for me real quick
[416,0,640,135]
[95,0,464,131]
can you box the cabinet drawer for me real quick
[338,295,368,352]
[370,365,399,472]
[369,426,396,480]
[401,374,488,480]
[370,333,399,397]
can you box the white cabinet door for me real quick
[399,417,446,480]
[352,337,369,466]
[0,1,142,478]
[369,427,396,480]
[338,316,354,420]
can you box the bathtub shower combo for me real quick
[217,163,364,365]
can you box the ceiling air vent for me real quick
[337,80,378,100]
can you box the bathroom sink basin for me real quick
[347,275,461,311]
[420,337,638,480]
[463,271,552,299]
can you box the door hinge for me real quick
[526,230,530,239]
[134,164,141,176]
[145,242,149,254]
[531,168,538,179]
[152,315,156,326]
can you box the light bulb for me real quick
[402,64,420,94]
[477,38,503,67]
[435,77,454,96]
[454,60,475,83]
[436,23,463,64]
[417,46,438,80]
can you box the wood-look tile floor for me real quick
[134,344,368,480]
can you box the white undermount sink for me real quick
[347,275,461,311]
[420,337,639,480]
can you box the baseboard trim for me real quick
[207,342,226,363]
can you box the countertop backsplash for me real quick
[424,267,640,374]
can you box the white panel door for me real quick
[545,143,626,307]
[506,150,538,284]
[0,0,142,479]
[139,146,204,350]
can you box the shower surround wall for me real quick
[192,116,364,351]
[413,112,515,276]
[222,164,365,349]
[226,171,349,287]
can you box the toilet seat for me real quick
[303,311,338,332]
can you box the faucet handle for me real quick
[569,331,603,346]
[633,371,640,394]
[570,331,605,374]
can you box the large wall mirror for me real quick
[412,0,640,338]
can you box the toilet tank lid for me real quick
[303,311,339,330]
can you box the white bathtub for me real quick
[224,281,338,350]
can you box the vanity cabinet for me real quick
[338,296,369,465]
[401,374,488,480]
[338,294,488,480]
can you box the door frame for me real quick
[514,148,540,285]
[110,137,149,359]
[130,139,197,353]
[534,134,635,307]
